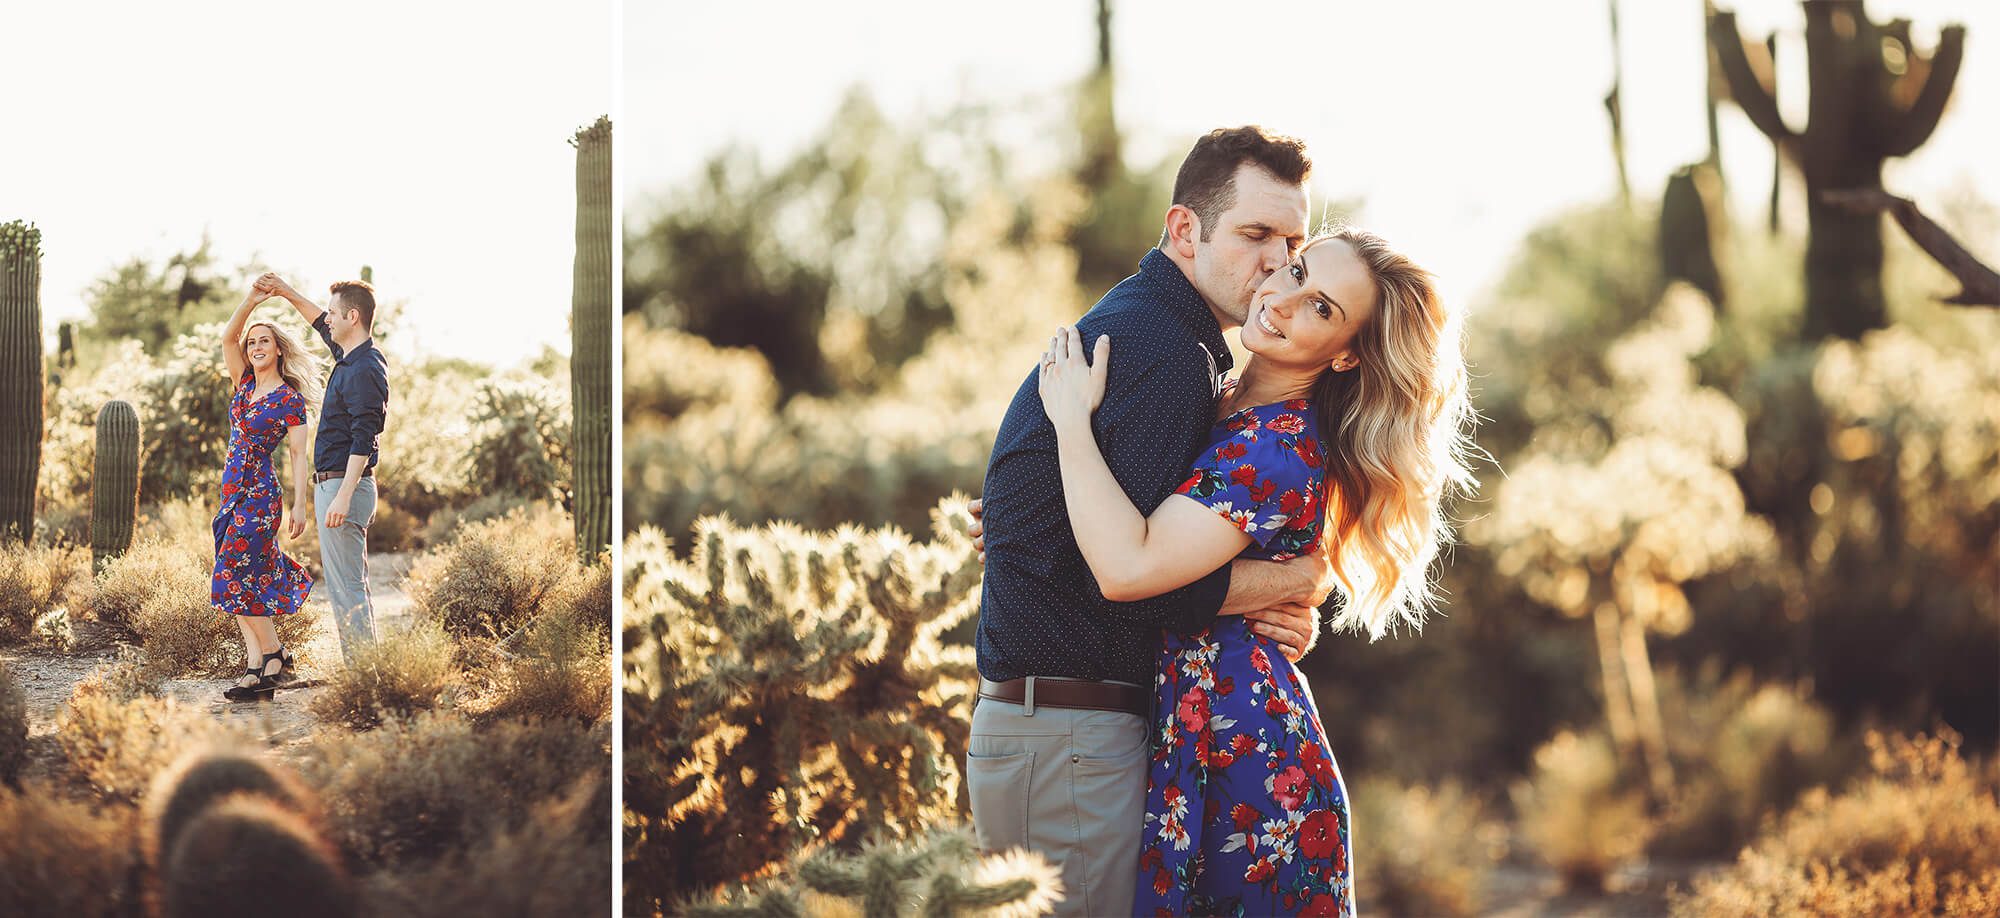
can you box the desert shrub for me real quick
[1653,667,1849,858]
[55,660,256,806]
[415,491,532,548]
[160,795,356,918]
[483,612,610,724]
[94,527,318,678]
[0,541,88,646]
[1671,729,2000,917]
[0,661,26,787]
[1350,777,1497,917]
[466,377,573,507]
[310,619,459,730]
[360,777,610,917]
[683,826,1062,918]
[623,497,982,910]
[621,313,777,422]
[141,748,316,873]
[1511,728,1654,892]
[300,711,607,870]
[137,327,234,502]
[552,553,613,639]
[407,503,578,640]
[0,785,143,916]
[366,497,422,554]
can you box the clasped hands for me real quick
[250,272,299,303]
[966,498,1333,663]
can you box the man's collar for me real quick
[1138,248,1235,379]
[335,337,376,365]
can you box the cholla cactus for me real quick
[623,494,982,910]
[685,827,1063,918]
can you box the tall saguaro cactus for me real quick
[570,116,613,564]
[0,221,43,543]
[92,401,141,572]
[1709,1,1966,341]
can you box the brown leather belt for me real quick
[978,677,1148,716]
[312,469,373,484]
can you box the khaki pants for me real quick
[966,695,1148,917]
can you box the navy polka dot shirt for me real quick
[976,248,1235,685]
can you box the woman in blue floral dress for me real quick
[1038,228,1476,915]
[212,284,321,701]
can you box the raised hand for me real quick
[1037,325,1110,434]
[968,497,984,564]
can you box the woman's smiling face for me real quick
[244,324,281,371]
[1241,237,1379,371]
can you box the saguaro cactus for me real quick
[570,116,613,563]
[92,400,140,572]
[1,220,43,543]
[1709,2,1966,340]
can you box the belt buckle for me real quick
[1022,677,1035,717]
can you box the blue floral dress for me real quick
[1135,399,1354,917]
[210,368,313,617]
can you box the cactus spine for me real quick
[91,401,140,572]
[1,221,43,542]
[570,116,613,564]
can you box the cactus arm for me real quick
[1708,10,1796,150]
[1884,24,1965,158]
[1822,188,2000,306]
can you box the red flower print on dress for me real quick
[1244,856,1276,883]
[1232,733,1259,756]
[1272,766,1310,810]
[1301,893,1343,917]
[1231,802,1261,831]
[1265,694,1290,717]
[1266,413,1306,435]
[1248,479,1275,504]
[1217,441,1247,461]
[1250,645,1271,674]
[1229,465,1259,488]
[1284,398,1309,411]
[1227,412,1262,433]
[1299,810,1340,859]
[1176,687,1211,734]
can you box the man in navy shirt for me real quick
[967,127,1340,916]
[259,272,388,665]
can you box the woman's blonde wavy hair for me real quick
[1303,226,1478,640]
[239,319,325,410]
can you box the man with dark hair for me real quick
[967,125,1337,916]
[257,272,389,664]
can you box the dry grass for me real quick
[0,541,88,647]
[1670,729,2000,917]
[309,619,460,730]
[0,785,143,915]
[1352,777,1499,916]
[1511,728,1655,892]
[360,776,610,917]
[299,710,608,870]
[55,660,257,806]
[482,612,611,724]
[406,503,579,640]
[92,530,320,678]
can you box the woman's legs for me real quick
[246,616,283,678]
[234,615,263,688]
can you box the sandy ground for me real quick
[1,551,416,774]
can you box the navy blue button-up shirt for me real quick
[311,313,388,474]
[976,248,1235,685]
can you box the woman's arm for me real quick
[286,422,311,539]
[221,285,263,382]
[1041,326,1253,602]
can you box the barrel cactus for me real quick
[159,795,355,918]
[143,748,315,872]
[570,116,612,563]
[1,220,43,543]
[91,401,140,572]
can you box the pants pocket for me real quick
[1070,742,1148,917]
[966,750,1034,854]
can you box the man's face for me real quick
[328,294,358,337]
[1190,163,1309,327]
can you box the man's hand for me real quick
[968,497,984,564]
[324,492,352,529]
[257,272,298,301]
[1245,601,1321,663]
[1285,550,1340,609]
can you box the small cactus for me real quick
[570,115,613,563]
[686,827,1063,917]
[1,220,43,543]
[142,748,314,873]
[90,400,140,572]
[159,795,355,918]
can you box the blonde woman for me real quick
[1038,228,1476,915]
[213,283,322,702]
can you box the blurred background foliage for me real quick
[627,3,1996,911]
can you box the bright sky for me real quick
[628,0,1997,317]
[1,1,614,368]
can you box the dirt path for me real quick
[1,551,418,769]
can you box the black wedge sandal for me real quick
[274,646,298,684]
[223,650,284,702]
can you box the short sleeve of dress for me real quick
[1173,407,1323,548]
[280,388,307,428]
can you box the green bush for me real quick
[683,826,1062,918]
[1510,728,1654,892]
[309,619,459,730]
[1670,730,2000,917]
[300,711,607,870]
[1351,777,1497,917]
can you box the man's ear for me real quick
[1163,204,1201,259]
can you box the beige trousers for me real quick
[966,695,1149,917]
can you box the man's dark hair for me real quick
[328,280,376,328]
[1171,126,1312,241]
